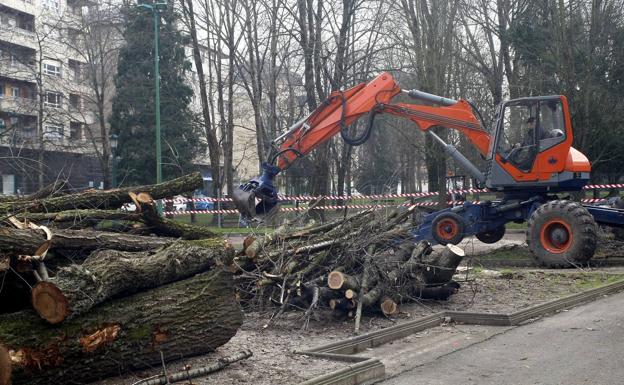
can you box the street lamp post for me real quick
[110,134,118,187]
[137,1,167,186]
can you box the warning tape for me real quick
[584,183,624,189]
[163,197,613,216]
[163,183,623,205]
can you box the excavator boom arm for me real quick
[234,72,492,220]
[271,72,491,170]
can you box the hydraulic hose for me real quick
[339,91,377,146]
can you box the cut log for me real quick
[344,289,357,300]
[380,297,398,316]
[132,192,218,240]
[327,271,359,290]
[419,244,465,284]
[13,209,142,228]
[242,236,256,253]
[0,172,203,214]
[0,268,242,385]
[0,227,174,257]
[31,238,232,323]
[245,238,264,259]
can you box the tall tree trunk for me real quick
[181,0,220,198]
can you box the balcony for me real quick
[0,61,36,83]
[0,0,35,17]
[0,96,37,116]
[0,25,36,50]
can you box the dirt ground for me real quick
[91,235,624,385]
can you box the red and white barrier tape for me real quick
[584,183,624,189]
[163,197,613,215]
[163,183,623,205]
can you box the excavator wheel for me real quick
[476,225,506,244]
[526,200,597,268]
[432,212,465,245]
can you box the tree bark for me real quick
[418,244,465,284]
[133,192,217,240]
[0,227,173,257]
[0,172,203,214]
[0,268,242,385]
[31,239,232,323]
[327,271,359,291]
[14,209,142,227]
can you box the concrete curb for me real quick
[295,279,624,385]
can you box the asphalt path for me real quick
[381,290,624,385]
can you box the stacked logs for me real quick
[0,173,243,385]
[234,206,465,330]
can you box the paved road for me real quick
[381,290,624,385]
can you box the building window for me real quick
[44,91,62,108]
[69,94,81,110]
[0,85,4,98]
[43,0,60,13]
[2,174,15,195]
[67,28,81,45]
[68,60,82,81]
[10,54,18,67]
[11,87,19,98]
[43,63,61,77]
[1,14,15,28]
[43,124,64,140]
[20,126,36,138]
[70,122,83,140]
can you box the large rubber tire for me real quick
[431,212,465,245]
[526,200,597,268]
[476,225,506,244]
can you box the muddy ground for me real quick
[92,234,624,385]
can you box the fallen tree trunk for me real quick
[0,268,242,385]
[0,172,203,214]
[0,180,69,203]
[31,238,231,323]
[132,192,217,240]
[12,209,142,227]
[0,227,174,256]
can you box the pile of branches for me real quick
[234,206,465,331]
[0,173,244,385]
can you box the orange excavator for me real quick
[233,72,624,267]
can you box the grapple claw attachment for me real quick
[232,163,281,221]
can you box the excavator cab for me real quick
[486,96,589,192]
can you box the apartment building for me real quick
[0,0,103,195]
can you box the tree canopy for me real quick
[110,2,204,186]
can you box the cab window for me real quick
[538,100,566,150]
[497,101,538,172]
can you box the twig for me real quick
[131,350,253,385]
